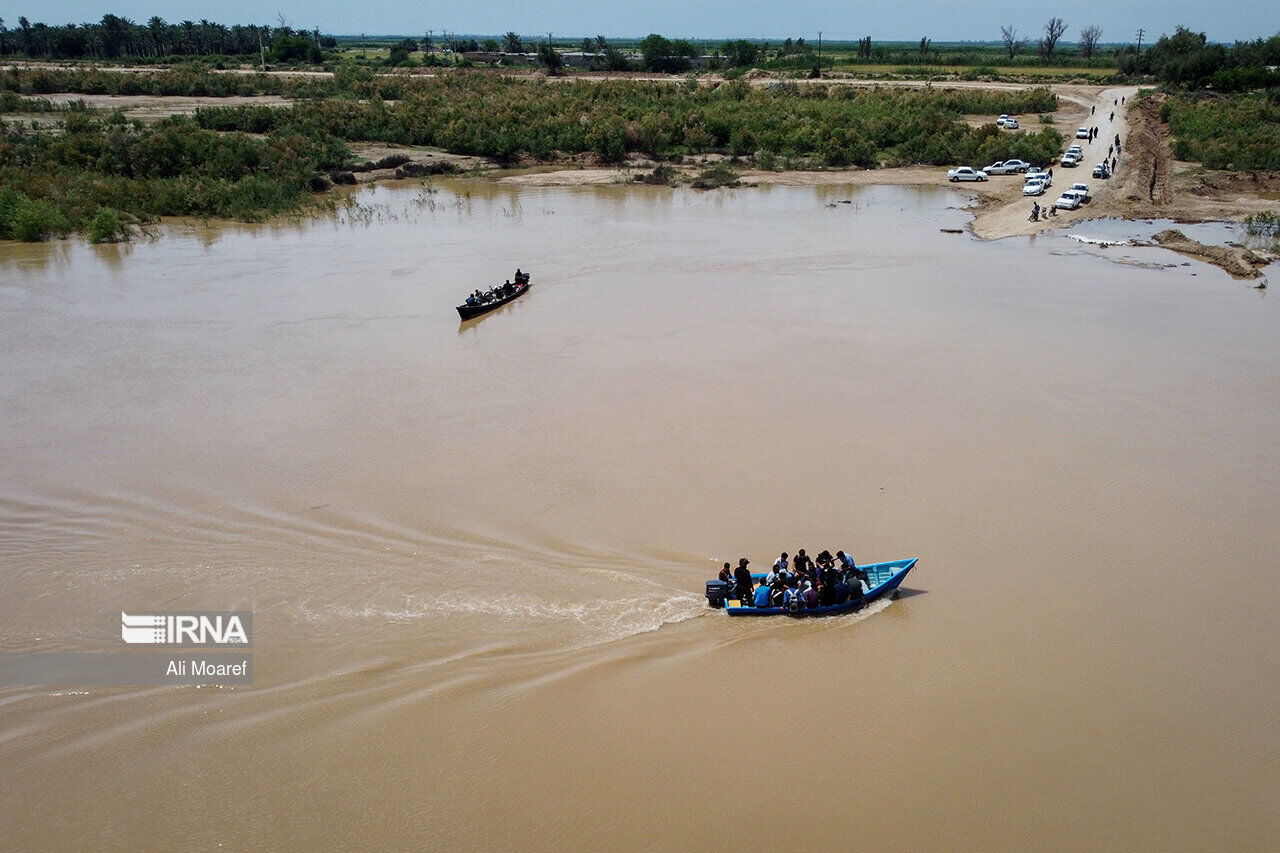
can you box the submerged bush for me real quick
[86,207,134,243]
[1244,211,1280,238]
[0,188,69,241]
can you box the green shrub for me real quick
[1160,91,1280,170]
[86,207,133,243]
[7,196,69,241]
[1244,211,1280,237]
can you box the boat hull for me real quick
[457,279,531,319]
[721,558,916,617]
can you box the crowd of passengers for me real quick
[464,269,526,307]
[719,549,871,610]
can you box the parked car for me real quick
[997,114,1011,126]
[983,159,1031,175]
[1076,127,1090,139]
[1023,179,1048,196]
[1069,182,1091,201]
[1060,153,1081,168]
[1092,163,1111,179]
[1025,170,1052,187]
[947,166,988,182]
[1003,117,1019,129]
[1066,145,1083,158]
[1053,190,1085,210]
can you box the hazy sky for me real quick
[9,1,1279,43]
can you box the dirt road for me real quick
[968,84,1138,239]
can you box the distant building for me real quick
[460,50,711,70]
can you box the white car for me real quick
[1003,117,1019,129]
[1025,170,1051,187]
[997,114,1010,126]
[1092,163,1111,179]
[947,167,988,182]
[1053,190,1085,210]
[983,159,1031,175]
[1060,153,1080,168]
[1075,127,1090,139]
[1023,179,1048,196]
[1069,182,1091,200]
[1066,145,1083,158]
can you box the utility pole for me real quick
[1136,28,1144,52]
[818,31,822,62]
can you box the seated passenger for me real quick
[833,580,852,604]
[793,549,813,579]
[465,295,476,306]
[818,583,837,607]
[820,564,838,590]
[753,583,772,608]
[802,581,818,608]
[783,586,800,611]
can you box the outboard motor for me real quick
[705,579,730,608]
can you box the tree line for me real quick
[1118,27,1280,90]
[0,14,329,62]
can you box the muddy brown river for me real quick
[1,182,1278,849]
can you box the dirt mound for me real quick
[1151,229,1270,279]
[1118,96,1174,205]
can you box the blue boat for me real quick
[705,558,917,617]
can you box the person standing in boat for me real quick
[733,558,754,606]
[837,550,868,587]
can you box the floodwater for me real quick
[1,182,1278,850]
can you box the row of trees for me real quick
[1118,27,1280,89]
[0,14,331,61]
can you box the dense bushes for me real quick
[1160,92,1280,169]
[193,75,1057,166]
[0,66,1062,241]
[0,187,70,240]
[0,65,342,99]
[0,112,350,238]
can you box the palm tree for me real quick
[503,31,522,53]
[148,16,166,57]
